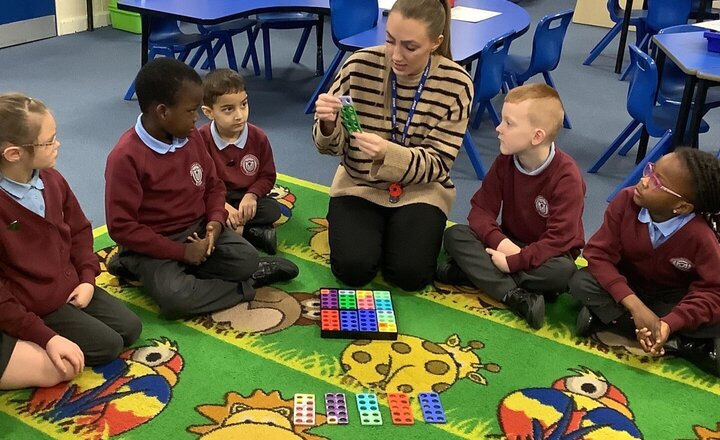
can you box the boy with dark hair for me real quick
[105,58,298,320]
[200,68,281,254]
[438,84,586,330]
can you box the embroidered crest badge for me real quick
[670,257,693,272]
[190,162,203,186]
[241,154,259,176]
[534,195,549,218]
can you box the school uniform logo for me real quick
[670,257,694,272]
[190,162,204,186]
[534,195,549,218]
[241,154,259,177]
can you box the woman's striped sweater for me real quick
[312,46,474,216]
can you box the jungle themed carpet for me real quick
[1,175,719,440]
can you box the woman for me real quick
[313,0,474,291]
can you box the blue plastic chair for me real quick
[196,19,259,74]
[588,46,709,201]
[471,32,514,129]
[241,12,324,80]
[124,17,215,100]
[619,0,692,80]
[583,0,647,66]
[303,0,379,114]
[503,9,574,129]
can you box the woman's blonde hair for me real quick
[0,93,48,148]
[390,0,452,59]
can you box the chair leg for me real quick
[224,37,239,71]
[304,50,345,114]
[607,130,673,201]
[262,26,272,80]
[178,49,191,63]
[583,23,621,66]
[124,81,136,101]
[293,26,312,64]
[244,27,261,76]
[471,102,486,130]
[635,127,650,164]
[487,102,501,127]
[201,39,224,70]
[588,120,641,173]
[617,128,642,156]
[462,130,485,179]
[542,72,571,129]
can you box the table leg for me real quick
[697,0,709,22]
[315,14,324,76]
[615,0,634,74]
[688,79,709,149]
[87,0,94,31]
[673,75,697,148]
[141,15,150,66]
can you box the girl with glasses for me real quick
[569,148,720,377]
[0,93,142,389]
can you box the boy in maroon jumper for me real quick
[570,148,720,376]
[437,84,586,329]
[105,58,298,320]
[199,69,281,254]
[0,93,141,389]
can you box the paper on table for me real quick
[451,6,501,23]
[693,19,720,32]
[378,0,396,10]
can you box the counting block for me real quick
[418,392,446,424]
[356,393,382,425]
[319,288,398,340]
[293,394,316,426]
[324,393,349,425]
[339,96,362,133]
[387,393,414,425]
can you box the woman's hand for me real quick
[315,94,342,135]
[353,132,388,160]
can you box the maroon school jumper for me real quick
[468,149,586,272]
[584,187,720,333]
[105,127,227,262]
[198,123,276,198]
[0,169,98,347]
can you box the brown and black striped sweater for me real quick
[312,46,473,216]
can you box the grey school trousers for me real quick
[116,220,259,319]
[443,224,577,301]
[569,268,720,339]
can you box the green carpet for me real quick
[1,175,719,440]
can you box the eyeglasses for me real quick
[16,135,58,149]
[642,162,686,200]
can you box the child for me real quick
[569,148,720,376]
[438,84,586,329]
[105,58,298,320]
[0,93,142,390]
[199,68,281,255]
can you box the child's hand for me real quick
[496,239,522,256]
[66,283,94,308]
[315,93,341,123]
[185,235,209,265]
[46,335,84,376]
[205,221,222,256]
[634,327,656,353]
[353,132,388,160]
[628,302,660,338]
[238,194,258,223]
[225,203,243,230]
[648,320,671,355]
[486,248,510,273]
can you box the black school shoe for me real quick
[664,335,720,377]
[575,306,603,337]
[245,226,278,255]
[251,256,299,288]
[434,260,473,286]
[106,250,139,283]
[504,287,545,330]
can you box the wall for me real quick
[55,0,109,35]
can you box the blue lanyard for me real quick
[390,59,431,147]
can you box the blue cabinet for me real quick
[0,0,57,48]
